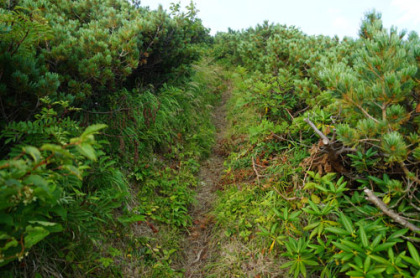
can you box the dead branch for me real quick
[271,186,299,201]
[304,117,330,145]
[271,132,311,148]
[285,108,294,120]
[191,248,205,264]
[336,147,357,155]
[252,157,264,184]
[364,188,420,233]
[400,162,420,185]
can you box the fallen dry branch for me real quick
[364,188,420,233]
[304,117,330,145]
[191,248,205,264]
[252,156,264,184]
[271,186,299,201]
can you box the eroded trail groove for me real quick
[180,84,230,277]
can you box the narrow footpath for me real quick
[180,84,231,277]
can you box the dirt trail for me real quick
[180,84,230,277]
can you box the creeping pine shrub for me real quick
[214,10,420,278]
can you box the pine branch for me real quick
[400,162,420,184]
[364,188,420,233]
[353,102,380,123]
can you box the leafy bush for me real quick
[0,1,217,276]
[0,123,106,266]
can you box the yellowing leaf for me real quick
[383,195,391,205]
[311,194,321,204]
[269,240,275,253]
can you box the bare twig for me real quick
[302,158,314,190]
[252,156,264,184]
[271,186,299,201]
[271,133,311,148]
[304,117,329,145]
[336,147,357,155]
[191,248,205,264]
[364,188,420,233]
[400,162,420,184]
[285,108,294,120]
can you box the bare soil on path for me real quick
[179,84,231,277]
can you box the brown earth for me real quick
[179,83,231,277]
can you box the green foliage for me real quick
[0,0,218,276]
[213,10,420,278]
[0,123,106,266]
[280,237,319,278]
[0,6,59,126]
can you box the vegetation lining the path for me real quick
[211,12,420,278]
[0,1,222,276]
[1,1,420,277]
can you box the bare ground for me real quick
[179,84,231,277]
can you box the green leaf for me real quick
[81,124,107,138]
[346,270,364,276]
[24,226,50,248]
[325,227,350,236]
[62,165,82,179]
[401,255,417,265]
[290,210,302,219]
[341,240,364,252]
[23,175,49,193]
[28,221,63,233]
[307,200,320,214]
[303,182,318,190]
[371,234,382,248]
[0,232,11,240]
[304,222,320,231]
[388,228,408,240]
[41,144,73,158]
[294,261,300,278]
[340,212,354,234]
[364,256,371,272]
[303,259,319,266]
[76,143,97,161]
[407,242,420,264]
[309,226,319,239]
[359,225,368,247]
[280,260,295,269]
[117,214,146,224]
[3,238,18,250]
[23,146,41,162]
[373,242,397,252]
[332,242,353,252]
[367,267,386,275]
[369,254,388,264]
[300,261,307,277]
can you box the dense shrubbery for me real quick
[0,0,218,276]
[213,12,420,278]
[2,0,420,276]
